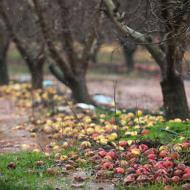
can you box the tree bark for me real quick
[30,63,44,89]
[68,74,93,104]
[122,42,137,72]
[0,19,9,85]
[0,41,9,85]
[161,74,189,120]
[27,55,44,89]
[102,0,190,120]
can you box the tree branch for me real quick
[102,0,166,71]
[81,3,103,70]
[48,63,68,85]
[0,2,34,70]
[56,0,77,72]
[32,0,73,77]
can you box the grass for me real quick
[0,146,95,190]
[97,107,190,145]
[140,121,190,144]
[116,184,182,190]
[0,152,58,190]
[0,115,189,189]
[2,46,190,189]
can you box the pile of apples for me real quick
[0,83,63,108]
[82,141,190,186]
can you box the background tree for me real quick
[103,0,190,119]
[120,38,137,72]
[32,0,102,103]
[0,19,10,85]
[0,0,45,89]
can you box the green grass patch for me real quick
[116,184,182,190]
[0,152,59,190]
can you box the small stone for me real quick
[7,162,16,169]
[71,183,85,188]
[164,185,173,190]
[182,183,190,190]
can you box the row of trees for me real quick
[0,0,189,120]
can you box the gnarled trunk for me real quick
[49,63,93,104]
[30,63,44,89]
[121,40,137,72]
[27,58,44,89]
[0,45,9,85]
[67,74,93,104]
[161,74,189,120]
[160,39,189,120]
[0,22,9,85]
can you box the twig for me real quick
[160,128,179,136]
[113,80,118,124]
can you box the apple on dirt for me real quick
[114,167,125,174]
[101,162,114,170]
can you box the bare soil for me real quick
[87,74,190,112]
[0,98,48,153]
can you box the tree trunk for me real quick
[0,30,9,85]
[0,48,9,85]
[68,74,93,104]
[29,62,44,89]
[121,40,137,72]
[161,74,189,120]
[89,39,101,64]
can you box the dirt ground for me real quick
[1,73,190,153]
[87,73,190,112]
[0,98,49,153]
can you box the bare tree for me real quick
[0,19,10,85]
[120,38,137,72]
[32,0,102,103]
[0,0,45,89]
[103,0,190,119]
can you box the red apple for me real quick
[119,141,128,147]
[155,169,168,176]
[133,164,140,169]
[182,142,190,149]
[141,129,150,135]
[102,162,114,170]
[154,161,165,169]
[136,174,149,182]
[163,157,172,161]
[123,174,136,184]
[174,169,183,176]
[183,173,190,180]
[115,167,125,174]
[139,144,148,152]
[104,155,113,161]
[125,167,135,174]
[144,148,156,156]
[155,175,169,183]
[148,153,156,160]
[136,167,149,175]
[171,176,180,183]
[170,152,179,160]
[143,164,152,170]
[159,150,168,158]
[182,183,190,190]
[120,160,128,167]
[163,161,174,169]
[98,150,107,158]
[184,167,190,174]
[177,163,186,170]
[107,151,116,159]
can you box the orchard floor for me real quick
[1,73,190,190]
[0,98,53,154]
[87,73,190,112]
[3,72,190,153]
